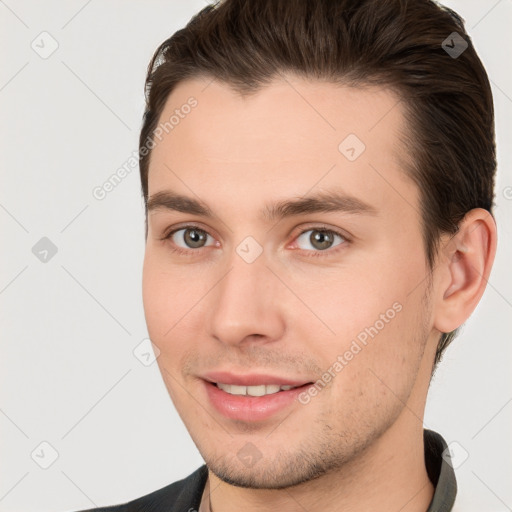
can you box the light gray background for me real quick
[1,1,511,511]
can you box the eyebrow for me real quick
[147,189,378,222]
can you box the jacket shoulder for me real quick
[72,465,208,512]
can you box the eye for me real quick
[161,224,349,258]
[165,226,216,250]
[294,228,347,253]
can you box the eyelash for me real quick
[160,224,350,258]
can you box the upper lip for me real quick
[202,371,312,387]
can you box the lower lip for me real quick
[203,380,313,422]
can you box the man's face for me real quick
[142,76,438,488]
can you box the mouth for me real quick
[201,375,314,422]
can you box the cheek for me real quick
[142,251,196,331]
[289,266,399,350]
[303,267,427,397]
[347,294,427,406]
[142,254,197,405]
[141,251,184,343]
[142,251,211,382]
[142,253,164,333]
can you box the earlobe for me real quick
[433,208,497,334]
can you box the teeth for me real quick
[216,383,298,396]
[229,384,247,395]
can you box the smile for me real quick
[215,383,298,396]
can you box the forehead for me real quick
[152,76,406,159]
[147,75,418,222]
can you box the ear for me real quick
[433,208,497,334]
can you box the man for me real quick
[78,0,497,510]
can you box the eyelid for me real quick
[160,222,216,241]
[288,223,351,244]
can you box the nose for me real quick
[207,249,286,348]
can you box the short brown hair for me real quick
[139,0,496,367]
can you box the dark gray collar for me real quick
[425,429,457,511]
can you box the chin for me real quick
[210,464,328,490]
[204,446,350,490]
